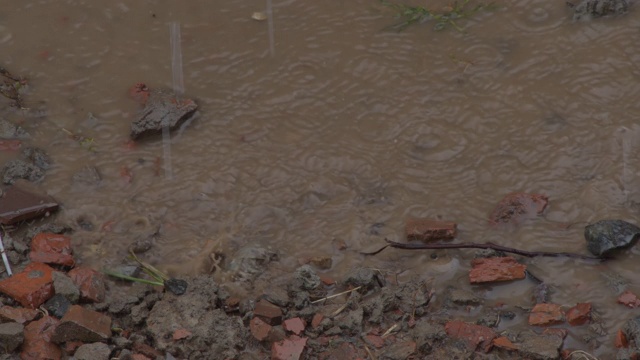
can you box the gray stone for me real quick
[72,166,102,187]
[22,147,51,170]
[44,294,72,319]
[571,0,629,20]
[52,271,80,303]
[292,265,321,291]
[0,119,29,139]
[344,268,380,290]
[516,330,563,360]
[130,88,198,140]
[584,220,640,257]
[0,322,24,353]
[413,320,446,354]
[623,315,640,351]
[74,342,111,360]
[448,288,482,306]
[336,308,363,335]
[108,295,139,315]
[2,160,44,184]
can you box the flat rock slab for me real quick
[52,305,111,343]
[468,256,526,283]
[405,218,457,242]
[584,219,640,257]
[571,0,629,20]
[29,233,74,267]
[0,262,55,308]
[130,87,197,140]
[0,184,58,225]
[528,303,564,326]
[489,193,548,226]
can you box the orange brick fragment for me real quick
[492,336,518,350]
[615,329,628,348]
[529,303,564,326]
[469,256,526,283]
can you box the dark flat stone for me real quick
[130,88,197,140]
[0,185,58,225]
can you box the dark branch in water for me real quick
[362,238,603,261]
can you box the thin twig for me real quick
[0,230,12,276]
[381,323,398,338]
[362,239,603,261]
[363,344,376,360]
[331,302,349,317]
[311,286,362,304]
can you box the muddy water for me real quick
[2,0,640,356]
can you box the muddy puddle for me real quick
[2,0,640,357]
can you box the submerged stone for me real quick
[2,159,44,184]
[584,219,640,257]
[130,87,198,140]
[570,0,629,20]
[489,193,548,226]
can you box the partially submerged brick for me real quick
[529,303,564,326]
[254,299,283,326]
[406,218,457,242]
[67,266,106,303]
[444,320,496,353]
[469,257,526,283]
[52,305,111,343]
[0,262,54,308]
[566,303,591,326]
[618,291,640,308]
[29,232,74,266]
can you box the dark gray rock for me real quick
[344,268,382,290]
[22,147,51,170]
[584,220,640,256]
[2,159,44,184]
[130,88,198,140]
[165,278,188,295]
[570,0,630,20]
[52,271,80,303]
[74,342,112,360]
[292,265,321,291]
[44,294,72,319]
[0,322,24,353]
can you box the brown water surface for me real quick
[2,1,640,356]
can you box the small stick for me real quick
[363,344,376,360]
[0,231,12,276]
[363,238,602,261]
[311,286,362,304]
[381,323,398,338]
[331,302,349,317]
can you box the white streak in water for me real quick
[267,0,275,56]
[164,22,185,180]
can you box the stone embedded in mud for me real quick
[250,317,273,341]
[130,87,198,140]
[528,303,564,326]
[254,299,284,326]
[489,192,548,226]
[0,262,54,308]
[517,330,564,360]
[164,278,188,295]
[0,184,59,225]
[566,302,591,326]
[29,233,74,267]
[468,256,526,283]
[23,147,52,170]
[73,342,111,360]
[21,316,62,360]
[67,266,106,303]
[623,315,640,350]
[584,220,640,257]
[292,265,321,291]
[271,335,308,360]
[405,217,457,242]
[0,322,24,353]
[52,305,111,343]
[2,159,45,184]
[444,320,496,353]
[618,291,640,308]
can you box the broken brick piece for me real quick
[52,305,111,343]
[529,303,564,326]
[0,306,40,323]
[283,317,305,335]
[469,256,526,283]
[543,328,568,339]
[0,262,54,308]
[250,317,272,341]
[618,291,640,308]
[272,335,308,360]
[566,303,591,326]
[615,329,628,348]
[253,299,283,326]
[67,266,105,303]
[311,313,324,329]
[405,218,457,242]
[21,316,62,360]
[29,233,74,266]
[445,320,496,353]
[492,336,518,351]
[172,328,192,341]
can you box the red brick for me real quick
[445,320,496,353]
[489,193,548,225]
[52,305,111,343]
[529,303,564,326]
[29,233,74,266]
[67,266,105,303]
[492,336,518,350]
[172,328,192,340]
[469,257,526,283]
[311,313,324,328]
[133,342,162,358]
[406,218,457,242]
[566,303,591,326]
[0,262,54,308]
[364,334,385,348]
[618,291,640,308]
[283,317,305,335]
[21,316,62,360]
[250,317,272,341]
[0,306,39,323]
[272,335,307,360]
[253,299,283,325]
[615,329,628,348]
[319,275,335,286]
